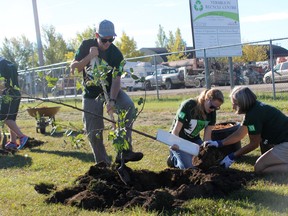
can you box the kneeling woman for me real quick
[167,88,224,169]
[206,86,288,174]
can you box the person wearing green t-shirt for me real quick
[167,88,224,169]
[205,86,288,174]
[70,20,143,165]
[0,57,29,150]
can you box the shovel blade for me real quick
[117,165,131,185]
[156,129,200,156]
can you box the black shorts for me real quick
[0,89,21,121]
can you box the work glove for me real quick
[203,140,223,148]
[220,153,235,168]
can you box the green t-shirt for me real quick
[74,39,124,99]
[0,57,20,89]
[171,99,216,142]
[243,101,288,144]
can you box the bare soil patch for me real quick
[43,146,254,213]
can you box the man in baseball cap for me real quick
[70,20,143,166]
[97,19,117,37]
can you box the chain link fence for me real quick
[18,37,288,99]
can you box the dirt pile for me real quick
[193,146,226,170]
[45,148,254,213]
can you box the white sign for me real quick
[190,0,242,58]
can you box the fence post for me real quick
[269,40,276,100]
[228,57,234,89]
[203,49,211,89]
[153,55,160,100]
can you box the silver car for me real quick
[263,61,288,83]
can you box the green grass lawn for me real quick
[0,90,288,215]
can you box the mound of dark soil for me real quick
[34,183,57,195]
[45,150,254,213]
[193,146,226,170]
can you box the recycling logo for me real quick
[194,0,203,11]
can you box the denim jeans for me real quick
[169,138,202,169]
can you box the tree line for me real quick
[0,24,189,70]
[0,24,268,70]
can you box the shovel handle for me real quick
[90,57,116,128]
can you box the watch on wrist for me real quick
[109,98,116,103]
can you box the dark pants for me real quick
[0,89,21,121]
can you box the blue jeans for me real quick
[169,138,202,169]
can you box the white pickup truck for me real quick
[120,71,145,91]
[144,67,184,90]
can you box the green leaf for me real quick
[137,97,144,105]
[131,74,139,80]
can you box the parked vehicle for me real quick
[179,67,205,88]
[242,65,264,84]
[124,61,154,77]
[120,71,144,91]
[210,70,231,86]
[145,67,184,90]
[263,61,288,84]
[235,73,249,85]
[187,70,231,87]
[52,77,82,96]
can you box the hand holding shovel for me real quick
[90,57,130,184]
[90,57,116,129]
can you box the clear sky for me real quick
[1,0,288,49]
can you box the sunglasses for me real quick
[100,37,115,43]
[209,100,220,110]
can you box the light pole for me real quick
[32,0,44,66]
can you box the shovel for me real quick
[90,57,130,184]
[90,57,115,128]
[116,152,131,185]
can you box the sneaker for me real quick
[115,150,143,163]
[5,142,18,150]
[17,136,29,150]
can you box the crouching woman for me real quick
[167,88,224,169]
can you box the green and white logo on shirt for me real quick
[178,111,186,120]
[248,125,256,132]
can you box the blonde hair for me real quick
[193,88,224,118]
[230,86,257,114]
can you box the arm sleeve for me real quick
[74,40,90,61]
[243,112,262,135]
[106,45,124,77]
[176,100,195,123]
